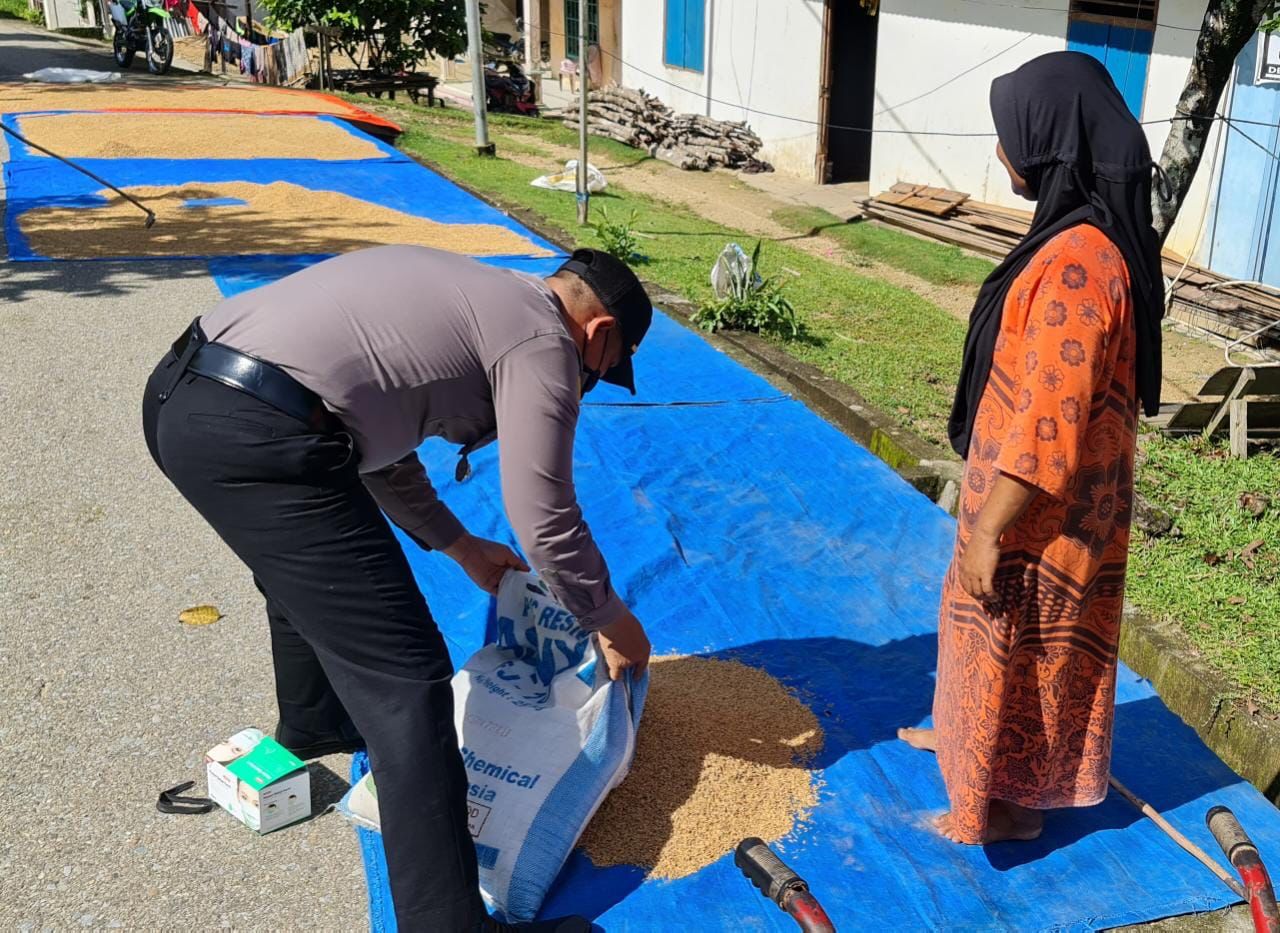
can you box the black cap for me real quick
[558,248,652,394]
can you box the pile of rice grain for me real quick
[17,181,553,260]
[0,83,354,116]
[16,113,386,161]
[578,655,823,880]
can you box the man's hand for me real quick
[596,610,651,682]
[957,528,1001,607]
[444,533,529,595]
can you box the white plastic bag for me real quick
[23,68,122,84]
[710,242,762,300]
[339,571,646,922]
[531,159,607,194]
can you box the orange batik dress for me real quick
[934,224,1139,843]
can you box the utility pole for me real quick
[465,0,495,156]
[576,1,589,225]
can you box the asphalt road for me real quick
[0,20,367,929]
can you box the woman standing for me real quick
[899,51,1167,844]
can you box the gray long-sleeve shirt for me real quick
[199,245,624,630]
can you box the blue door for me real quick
[1207,36,1280,285]
[1067,19,1155,118]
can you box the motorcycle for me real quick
[484,60,538,116]
[109,0,174,75]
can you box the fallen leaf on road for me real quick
[179,605,223,626]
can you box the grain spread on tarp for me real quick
[17,181,553,260]
[14,113,386,161]
[579,656,822,880]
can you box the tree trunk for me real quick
[1153,0,1270,242]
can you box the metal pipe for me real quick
[464,0,493,155]
[0,124,155,227]
[576,0,589,225]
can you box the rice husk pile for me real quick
[578,656,822,880]
[0,83,355,116]
[15,113,386,161]
[17,181,554,260]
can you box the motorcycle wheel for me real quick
[147,23,173,75]
[113,27,134,68]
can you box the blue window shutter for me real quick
[684,0,705,72]
[1066,18,1152,119]
[1105,25,1154,118]
[664,0,686,68]
[1066,19,1109,65]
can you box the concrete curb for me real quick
[407,148,1280,805]
[1119,608,1280,804]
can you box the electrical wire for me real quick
[537,26,1280,138]
[874,33,1035,117]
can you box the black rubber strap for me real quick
[156,781,215,815]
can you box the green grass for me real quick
[396,118,967,442]
[370,96,646,166]
[0,0,43,23]
[773,205,996,288]
[1129,435,1280,705]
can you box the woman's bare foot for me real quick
[933,801,1044,844]
[897,727,936,751]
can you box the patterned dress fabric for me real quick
[934,224,1138,843]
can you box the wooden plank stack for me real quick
[863,184,1280,349]
[555,86,771,172]
[873,182,969,216]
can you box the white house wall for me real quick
[870,0,1222,264]
[870,0,1066,205]
[619,0,826,177]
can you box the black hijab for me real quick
[948,51,1166,458]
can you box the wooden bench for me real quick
[1155,365,1280,457]
[332,72,442,108]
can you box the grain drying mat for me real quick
[13,112,389,161]
[0,82,401,138]
[221,253,1280,930]
[0,113,557,262]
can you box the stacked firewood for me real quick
[555,86,772,172]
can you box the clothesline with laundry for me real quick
[189,0,310,86]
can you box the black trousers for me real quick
[142,348,484,932]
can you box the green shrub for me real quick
[692,242,800,339]
[591,207,641,264]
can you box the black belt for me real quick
[163,319,338,433]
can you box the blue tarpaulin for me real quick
[358,288,1280,930]
[219,259,1280,931]
[12,101,1273,929]
[0,112,557,262]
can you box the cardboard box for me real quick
[205,728,310,833]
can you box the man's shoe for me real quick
[479,914,591,933]
[273,723,365,760]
